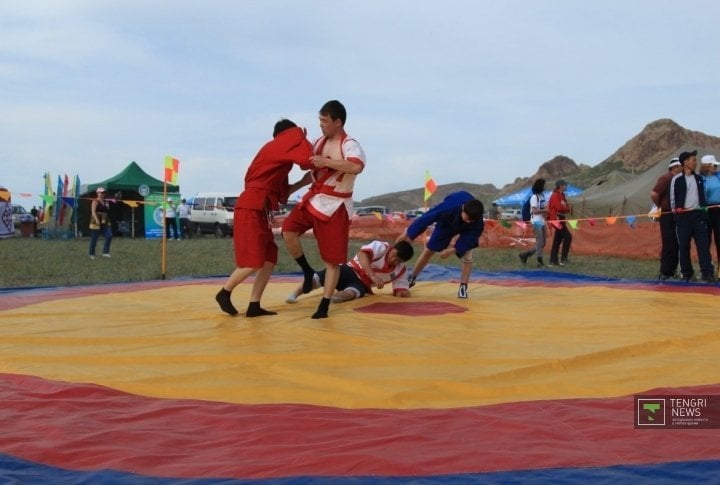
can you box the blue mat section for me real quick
[1,453,719,484]
[0,264,709,295]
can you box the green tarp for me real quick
[84,161,179,195]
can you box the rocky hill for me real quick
[358,118,720,210]
[496,155,583,195]
[599,118,720,173]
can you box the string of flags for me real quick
[490,204,720,231]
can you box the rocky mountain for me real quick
[599,118,720,173]
[358,118,720,210]
[496,155,582,195]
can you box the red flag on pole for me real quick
[164,156,179,185]
[424,171,437,202]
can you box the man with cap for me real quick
[178,198,192,239]
[548,179,572,266]
[669,150,716,283]
[650,157,683,279]
[700,154,720,271]
[164,197,179,240]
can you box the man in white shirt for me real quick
[669,150,715,282]
[178,198,192,239]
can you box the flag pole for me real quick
[161,180,167,280]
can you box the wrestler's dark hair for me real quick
[319,100,346,125]
[531,178,546,194]
[462,199,484,222]
[393,240,414,262]
[273,119,297,137]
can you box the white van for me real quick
[189,192,237,237]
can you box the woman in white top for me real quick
[519,178,548,267]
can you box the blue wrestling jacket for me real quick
[406,191,484,256]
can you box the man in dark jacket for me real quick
[669,150,716,283]
[650,157,683,280]
[396,191,484,298]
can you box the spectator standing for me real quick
[518,179,548,267]
[650,157,683,280]
[700,154,720,271]
[548,179,572,266]
[669,150,715,282]
[88,187,112,259]
[489,202,501,220]
[165,198,179,240]
[178,198,192,239]
[282,100,366,319]
[30,206,39,237]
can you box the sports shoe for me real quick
[559,260,568,266]
[701,274,717,284]
[285,294,298,304]
[408,274,417,288]
[102,253,111,258]
[89,255,95,260]
[457,283,468,299]
[519,253,529,264]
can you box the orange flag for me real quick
[164,156,179,185]
[424,171,437,202]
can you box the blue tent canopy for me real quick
[493,184,583,206]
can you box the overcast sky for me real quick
[2,0,719,208]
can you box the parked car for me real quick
[12,205,32,227]
[354,205,388,216]
[499,208,521,220]
[189,192,237,237]
[404,209,426,219]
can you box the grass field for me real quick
[0,234,660,288]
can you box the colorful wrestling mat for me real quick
[1,266,719,483]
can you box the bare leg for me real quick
[410,247,436,280]
[249,261,274,302]
[283,231,303,258]
[246,261,277,317]
[457,250,473,299]
[330,288,357,303]
[460,258,473,285]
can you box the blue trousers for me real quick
[89,225,113,256]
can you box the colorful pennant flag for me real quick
[43,172,53,223]
[424,171,437,202]
[54,175,63,223]
[59,174,69,225]
[164,156,179,185]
